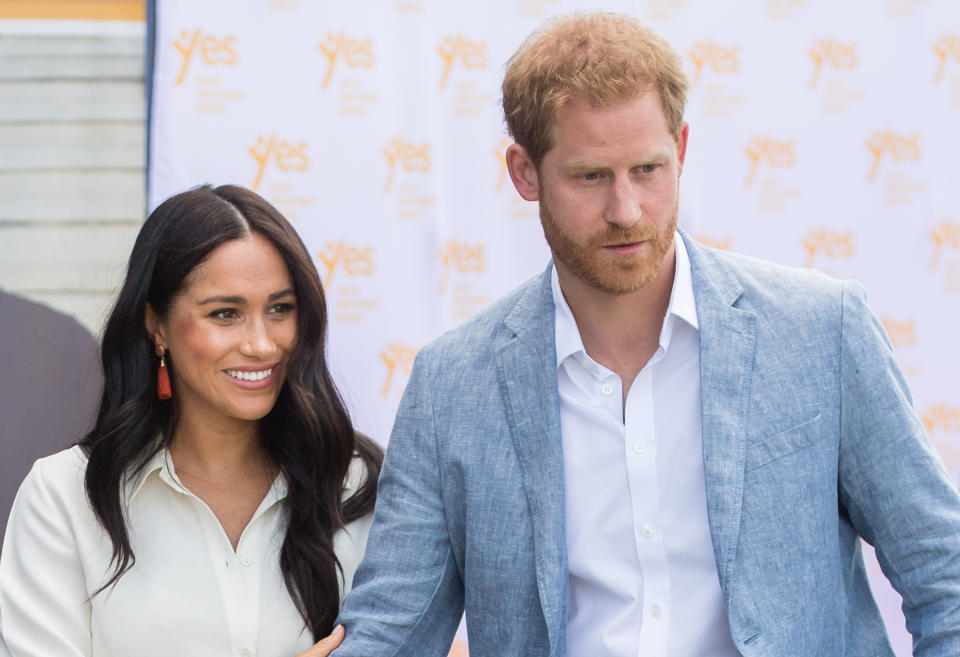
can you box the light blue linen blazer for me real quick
[335,230,960,657]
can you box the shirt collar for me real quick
[122,445,288,506]
[122,447,166,503]
[669,232,699,332]
[552,231,699,370]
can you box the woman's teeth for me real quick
[226,368,272,381]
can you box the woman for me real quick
[0,185,382,656]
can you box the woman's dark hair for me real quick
[79,184,382,639]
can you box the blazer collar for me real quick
[496,265,567,657]
[681,228,758,600]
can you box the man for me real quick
[335,13,960,657]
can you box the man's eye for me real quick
[583,171,600,181]
[640,163,657,173]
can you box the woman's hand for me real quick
[294,624,345,657]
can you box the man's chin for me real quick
[576,266,658,295]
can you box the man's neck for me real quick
[557,248,676,394]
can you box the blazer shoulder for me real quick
[697,242,853,312]
[416,270,547,366]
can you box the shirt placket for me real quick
[624,364,671,657]
[159,461,267,657]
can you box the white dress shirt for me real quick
[555,235,740,657]
[0,445,372,657]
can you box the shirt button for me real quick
[601,383,614,396]
[651,604,663,618]
[239,648,251,657]
[241,556,252,567]
[642,525,655,538]
[633,441,645,454]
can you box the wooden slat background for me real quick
[0,28,146,335]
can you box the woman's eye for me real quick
[210,308,239,321]
[269,302,295,317]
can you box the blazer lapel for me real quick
[494,267,567,657]
[682,231,758,596]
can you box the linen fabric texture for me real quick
[334,229,960,657]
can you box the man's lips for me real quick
[603,241,646,255]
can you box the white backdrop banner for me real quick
[148,1,960,654]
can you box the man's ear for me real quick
[144,303,165,348]
[505,143,541,201]
[676,121,689,177]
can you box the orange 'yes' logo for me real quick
[383,138,431,193]
[808,39,858,89]
[438,240,486,294]
[316,240,374,288]
[922,404,960,436]
[801,229,854,267]
[880,317,917,348]
[380,342,417,397]
[437,35,487,90]
[247,135,309,192]
[744,137,795,187]
[687,42,740,87]
[930,220,960,270]
[932,34,960,85]
[173,28,238,85]
[865,131,921,181]
[317,32,375,89]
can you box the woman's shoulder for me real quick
[22,445,88,496]
[5,446,95,545]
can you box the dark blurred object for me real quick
[0,290,101,542]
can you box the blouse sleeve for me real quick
[0,456,92,656]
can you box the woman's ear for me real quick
[144,303,165,348]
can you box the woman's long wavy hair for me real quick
[79,184,382,639]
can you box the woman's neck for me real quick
[168,413,270,483]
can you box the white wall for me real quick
[0,22,146,336]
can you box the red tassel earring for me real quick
[157,346,172,400]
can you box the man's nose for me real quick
[603,177,641,228]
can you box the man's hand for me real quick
[294,624,345,657]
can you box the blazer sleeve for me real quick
[836,280,960,655]
[334,348,464,657]
[0,459,92,657]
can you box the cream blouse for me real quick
[0,446,373,657]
